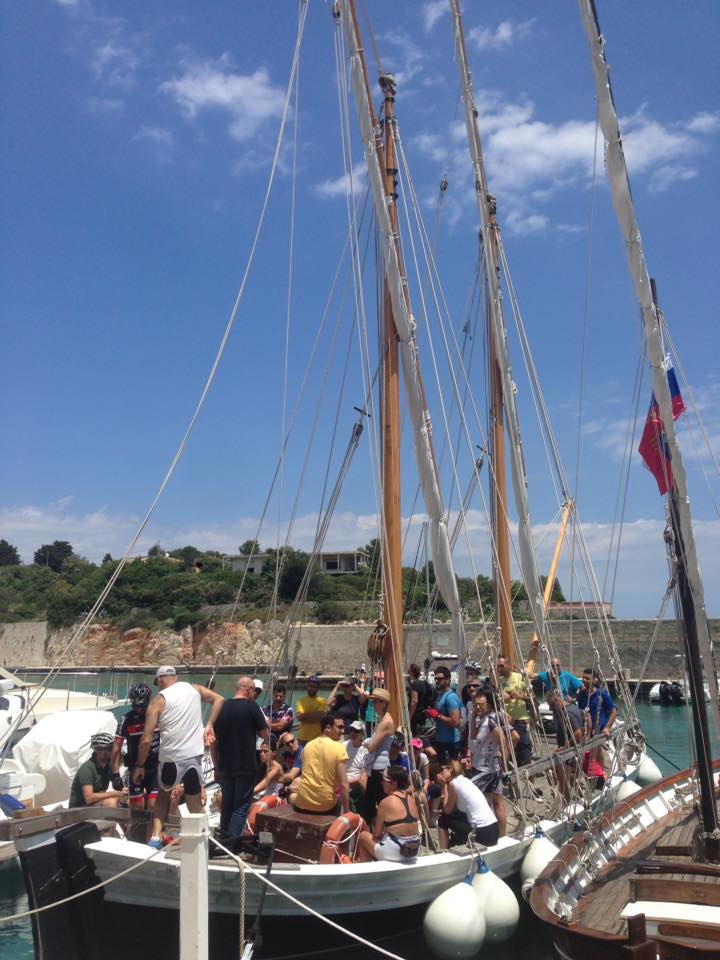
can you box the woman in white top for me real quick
[436,759,499,849]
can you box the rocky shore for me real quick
[1,617,717,680]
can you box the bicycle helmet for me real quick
[129,682,152,708]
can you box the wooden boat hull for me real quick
[529,760,720,960]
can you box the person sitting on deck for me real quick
[253,741,283,799]
[526,640,583,700]
[356,765,421,862]
[69,731,128,808]
[388,733,410,772]
[436,760,499,849]
[295,675,327,745]
[293,713,349,816]
[468,692,518,838]
[343,721,372,812]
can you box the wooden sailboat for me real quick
[529,2,720,956]
[2,2,667,953]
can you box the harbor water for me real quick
[1,677,717,960]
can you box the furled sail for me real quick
[449,0,545,643]
[577,0,719,723]
[339,1,467,663]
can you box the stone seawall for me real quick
[0,618,716,680]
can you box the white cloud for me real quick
[92,41,139,87]
[412,89,718,233]
[313,163,367,200]
[467,19,535,53]
[379,33,426,87]
[87,96,124,114]
[161,57,285,143]
[2,500,718,618]
[422,1,447,34]
[0,501,145,565]
[685,111,720,134]
[133,124,175,160]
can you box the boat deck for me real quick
[577,805,720,942]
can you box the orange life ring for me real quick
[319,812,369,864]
[244,795,283,835]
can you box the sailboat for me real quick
[529,1,720,956]
[2,0,671,952]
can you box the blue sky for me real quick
[2,0,718,619]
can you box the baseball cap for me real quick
[154,665,176,685]
[349,720,365,732]
[253,679,264,691]
[410,737,423,749]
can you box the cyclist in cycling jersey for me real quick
[112,682,160,810]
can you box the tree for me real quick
[540,575,565,603]
[102,553,113,565]
[238,539,260,556]
[147,543,163,557]
[33,540,74,573]
[0,539,20,566]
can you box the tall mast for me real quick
[579,0,719,861]
[340,2,403,718]
[338,0,468,708]
[487,201,514,659]
[448,0,545,661]
[379,71,405,719]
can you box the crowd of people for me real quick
[69,651,617,861]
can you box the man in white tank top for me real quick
[135,665,224,848]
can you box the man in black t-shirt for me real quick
[212,675,269,837]
[407,663,433,735]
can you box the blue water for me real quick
[0,691,717,959]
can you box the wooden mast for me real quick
[487,202,513,662]
[379,73,404,720]
[345,0,404,720]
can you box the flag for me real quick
[638,363,686,495]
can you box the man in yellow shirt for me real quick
[293,713,349,815]
[496,655,532,766]
[295,675,326,744]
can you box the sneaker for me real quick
[148,837,162,850]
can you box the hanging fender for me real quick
[319,812,369,864]
[244,795,283,835]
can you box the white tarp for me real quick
[13,709,117,806]
[342,3,466,665]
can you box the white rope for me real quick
[208,835,410,960]
[0,839,178,926]
[6,1,310,743]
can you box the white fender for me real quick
[636,754,663,786]
[520,825,559,883]
[424,876,486,958]
[615,775,642,800]
[471,859,520,943]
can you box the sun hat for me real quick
[370,687,390,703]
[154,665,176,685]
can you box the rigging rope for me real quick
[1,1,310,745]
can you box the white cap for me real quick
[253,679,264,691]
[154,665,176,685]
